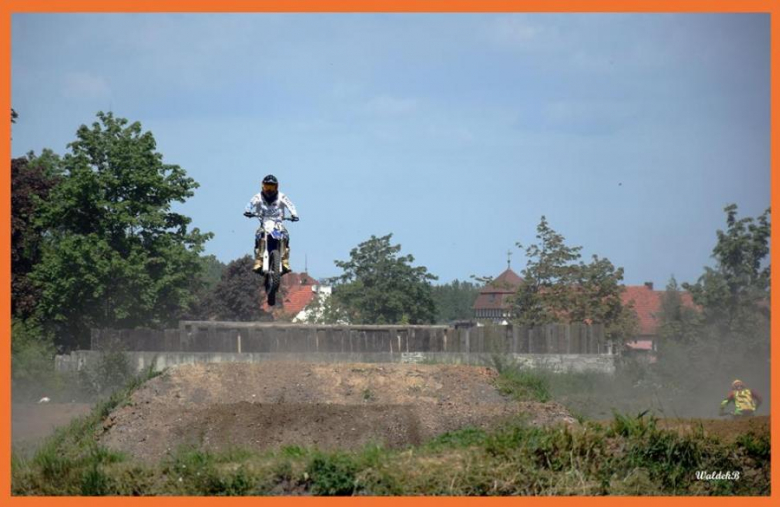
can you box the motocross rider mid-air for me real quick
[243,174,299,274]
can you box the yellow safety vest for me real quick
[734,388,756,413]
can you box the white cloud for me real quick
[62,71,111,99]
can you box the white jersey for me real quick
[245,191,298,225]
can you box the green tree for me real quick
[330,234,438,324]
[30,112,211,349]
[192,255,269,321]
[431,279,479,323]
[199,254,226,293]
[656,276,701,343]
[512,216,582,326]
[512,216,637,341]
[298,289,348,325]
[12,152,62,318]
[183,254,227,319]
[682,204,770,355]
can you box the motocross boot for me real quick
[253,255,263,273]
[282,246,291,275]
[253,241,264,273]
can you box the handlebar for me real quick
[245,213,298,221]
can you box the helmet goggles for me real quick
[262,182,278,193]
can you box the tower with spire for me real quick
[472,260,523,324]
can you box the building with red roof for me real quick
[261,272,322,320]
[620,282,696,356]
[472,267,523,324]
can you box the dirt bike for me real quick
[249,214,295,306]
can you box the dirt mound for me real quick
[98,363,575,462]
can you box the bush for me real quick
[10,318,82,402]
[12,318,56,385]
[306,452,358,496]
[78,350,135,398]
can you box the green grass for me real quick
[12,410,770,496]
[12,361,162,495]
[489,355,552,403]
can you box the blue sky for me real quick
[12,14,770,286]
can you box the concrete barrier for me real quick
[55,350,616,375]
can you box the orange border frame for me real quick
[1,0,777,505]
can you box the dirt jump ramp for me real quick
[98,363,576,462]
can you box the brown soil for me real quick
[98,362,577,462]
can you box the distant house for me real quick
[293,284,334,323]
[472,268,523,324]
[620,282,696,358]
[262,272,325,320]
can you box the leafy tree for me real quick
[652,206,770,397]
[570,254,638,341]
[11,318,56,386]
[187,255,268,322]
[431,279,479,323]
[512,216,637,341]
[11,152,62,318]
[656,276,701,343]
[30,112,211,349]
[329,234,438,324]
[682,204,770,355]
[199,254,226,293]
[183,254,227,319]
[512,216,582,326]
[299,289,349,324]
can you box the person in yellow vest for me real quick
[719,379,762,418]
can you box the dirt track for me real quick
[97,363,576,462]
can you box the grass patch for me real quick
[12,360,162,495]
[494,368,551,403]
[12,411,769,496]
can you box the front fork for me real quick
[255,234,287,273]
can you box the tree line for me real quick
[11,111,770,372]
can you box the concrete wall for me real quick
[55,350,616,375]
[90,321,608,355]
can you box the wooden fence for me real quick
[90,321,607,355]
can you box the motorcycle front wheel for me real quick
[266,249,282,306]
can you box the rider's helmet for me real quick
[732,379,744,390]
[262,174,279,202]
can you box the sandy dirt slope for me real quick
[98,363,576,462]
